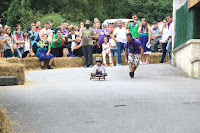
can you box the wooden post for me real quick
[188,0,200,9]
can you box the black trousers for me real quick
[82,45,93,66]
[51,45,69,57]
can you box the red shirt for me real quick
[36,28,42,33]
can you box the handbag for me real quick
[13,43,18,51]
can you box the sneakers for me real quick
[91,73,96,77]
[144,62,149,64]
[104,64,108,67]
[48,65,53,69]
[41,66,45,70]
[116,63,119,66]
[118,63,122,66]
[89,65,93,68]
[110,63,113,67]
[129,72,134,78]
[103,72,107,76]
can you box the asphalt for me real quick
[0,64,200,133]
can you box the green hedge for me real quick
[174,2,200,48]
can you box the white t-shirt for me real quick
[102,43,110,53]
[161,26,169,43]
[71,34,76,48]
[24,38,31,52]
[113,27,127,43]
[109,39,117,50]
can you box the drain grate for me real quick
[184,102,200,105]
[114,105,127,107]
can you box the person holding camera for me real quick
[51,29,68,57]
[124,33,144,78]
[126,14,141,40]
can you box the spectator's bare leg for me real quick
[129,63,133,72]
[41,61,45,66]
[111,57,115,65]
[63,48,69,57]
[115,56,118,64]
[49,58,54,66]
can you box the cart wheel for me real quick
[99,77,100,80]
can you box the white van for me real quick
[102,18,132,28]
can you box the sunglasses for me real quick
[110,23,114,24]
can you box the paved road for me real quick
[0,64,200,133]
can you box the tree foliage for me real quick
[0,0,173,29]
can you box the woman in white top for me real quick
[23,30,32,58]
[159,19,169,63]
[4,27,14,58]
[102,37,112,66]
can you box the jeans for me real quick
[4,49,13,58]
[166,41,172,61]
[82,45,93,66]
[117,42,124,64]
[160,43,167,63]
[15,48,23,58]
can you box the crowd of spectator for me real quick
[0,14,173,69]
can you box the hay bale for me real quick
[53,57,83,68]
[4,57,20,64]
[20,57,41,70]
[0,107,11,133]
[0,62,25,85]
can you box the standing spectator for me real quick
[0,38,3,58]
[61,23,68,38]
[116,20,119,27]
[0,24,3,32]
[126,14,141,39]
[159,19,169,63]
[37,34,54,70]
[4,27,14,58]
[166,14,173,62]
[94,22,106,52]
[13,24,23,36]
[80,20,95,68]
[27,21,36,31]
[109,32,118,66]
[102,23,110,39]
[14,28,25,58]
[39,22,53,43]
[36,20,42,33]
[64,22,69,31]
[4,25,9,32]
[138,18,151,64]
[113,20,127,66]
[74,24,79,35]
[23,30,32,57]
[124,33,144,78]
[49,21,55,35]
[94,18,99,24]
[108,21,115,32]
[29,26,40,54]
[67,27,78,53]
[80,22,84,29]
[51,29,67,57]
[71,37,83,57]
[93,32,101,54]
[102,37,112,66]
[0,30,5,57]
[151,21,161,52]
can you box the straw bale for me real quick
[0,62,25,85]
[53,57,83,68]
[0,107,11,133]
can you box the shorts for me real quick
[110,49,118,57]
[128,53,140,68]
[0,49,4,52]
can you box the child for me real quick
[0,30,5,58]
[37,34,54,70]
[93,32,101,54]
[109,32,118,66]
[23,30,33,58]
[102,36,112,66]
[0,38,3,58]
[92,57,107,76]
